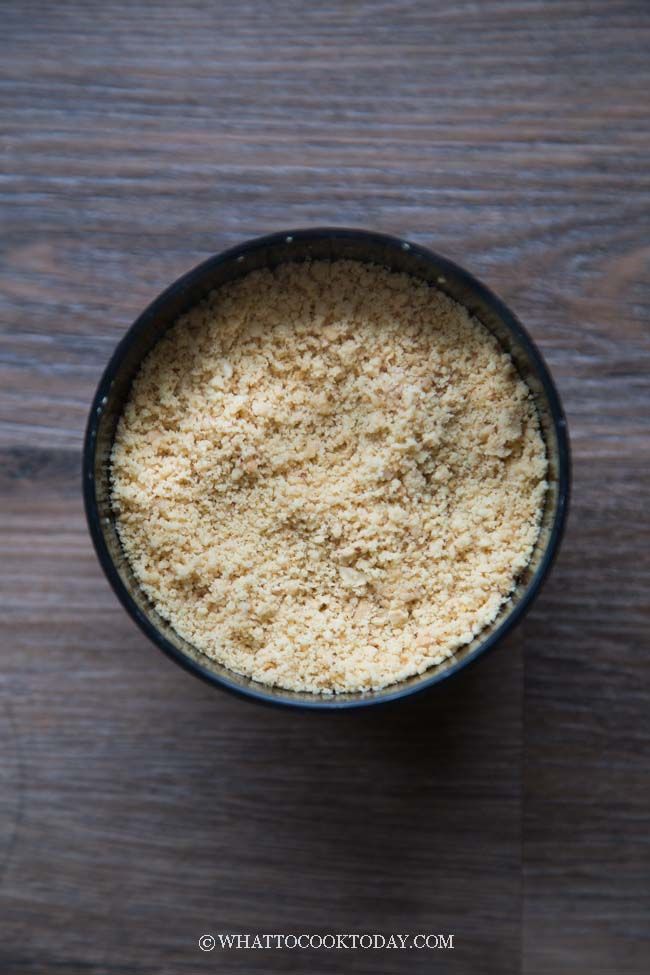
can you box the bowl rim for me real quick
[83,227,571,710]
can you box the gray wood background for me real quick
[1,1,648,973]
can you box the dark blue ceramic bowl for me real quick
[83,229,570,709]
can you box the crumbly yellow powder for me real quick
[111,260,547,694]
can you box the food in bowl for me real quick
[110,260,547,693]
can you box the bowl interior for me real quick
[84,229,569,708]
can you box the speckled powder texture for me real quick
[111,260,547,693]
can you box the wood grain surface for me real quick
[1,1,649,973]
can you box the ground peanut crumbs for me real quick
[111,260,547,694]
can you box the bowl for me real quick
[83,228,570,709]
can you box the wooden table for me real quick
[1,2,648,972]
